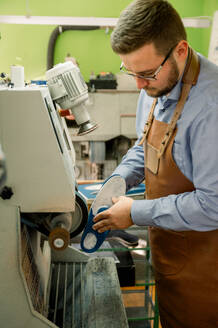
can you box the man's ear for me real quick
[174,40,189,62]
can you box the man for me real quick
[93,0,218,327]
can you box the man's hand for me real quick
[93,196,134,233]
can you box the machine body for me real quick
[0,143,6,191]
[0,83,128,327]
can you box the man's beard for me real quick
[144,57,180,98]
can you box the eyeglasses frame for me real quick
[120,46,175,81]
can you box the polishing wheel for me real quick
[47,191,88,250]
[21,191,88,251]
[48,226,70,251]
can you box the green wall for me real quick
[0,0,217,82]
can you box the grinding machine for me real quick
[0,62,128,328]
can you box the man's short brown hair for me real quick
[111,0,187,56]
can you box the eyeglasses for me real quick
[120,46,175,81]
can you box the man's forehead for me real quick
[120,44,162,72]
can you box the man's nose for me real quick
[135,77,149,89]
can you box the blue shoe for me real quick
[80,175,126,253]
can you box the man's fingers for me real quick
[93,210,108,222]
[93,219,111,232]
[112,196,119,204]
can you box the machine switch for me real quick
[0,186,13,199]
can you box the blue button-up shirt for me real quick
[113,53,218,231]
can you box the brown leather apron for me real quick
[140,48,218,328]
